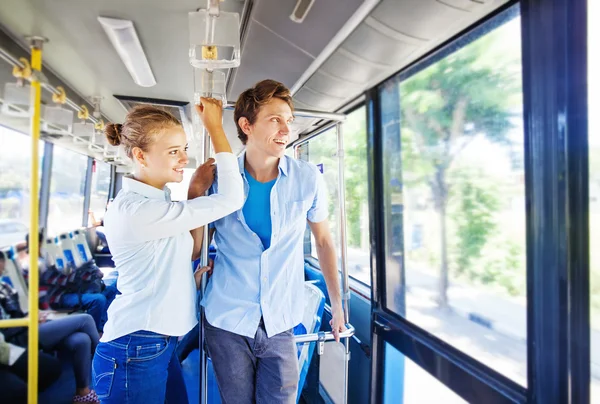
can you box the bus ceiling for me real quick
[0,0,512,165]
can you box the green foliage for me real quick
[451,169,500,277]
[399,19,523,304]
[308,108,369,250]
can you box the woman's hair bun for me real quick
[105,123,123,146]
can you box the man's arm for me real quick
[308,219,346,342]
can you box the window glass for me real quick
[88,160,111,225]
[589,0,600,399]
[342,107,370,284]
[47,146,88,236]
[382,13,527,384]
[304,108,370,283]
[384,343,466,404]
[307,128,341,255]
[0,126,44,248]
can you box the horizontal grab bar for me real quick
[294,324,355,344]
[0,318,29,328]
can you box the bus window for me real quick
[305,107,370,285]
[383,13,527,385]
[47,146,88,236]
[383,343,466,404]
[307,127,341,263]
[340,106,370,285]
[0,126,44,248]
[88,159,111,225]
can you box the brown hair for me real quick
[234,79,294,145]
[105,105,182,159]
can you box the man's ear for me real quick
[238,117,252,137]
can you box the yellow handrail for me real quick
[27,37,44,404]
[0,37,46,404]
[0,318,30,328]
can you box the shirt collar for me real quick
[237,151,289,177]
[122,176,171,201]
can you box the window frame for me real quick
[368,0,589,402]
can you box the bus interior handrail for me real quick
[295,324,355,344]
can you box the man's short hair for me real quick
[234,79,294,145]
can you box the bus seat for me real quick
[2,247,29,313]
[93,227,115,268]
[45,237,67,271]
[58,233,84,270]
[84,226,100,253]
[304,259,330,306]
[294,282,326,403]
[73,229,93,263]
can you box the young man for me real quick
[201,79,345,403]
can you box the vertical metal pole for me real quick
[336,122,350,404]
[81,157,94,227]
[199,126,211,404]
[27,35,46,404]
[39,141,53,232]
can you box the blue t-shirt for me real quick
[242,168,276,249]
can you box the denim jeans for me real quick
[59,285,118,332]
[92,331,188,404]
[176,322,199,363]
[204,317,299,404]
[39,313,99,389]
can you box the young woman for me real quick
[91,99,244,404]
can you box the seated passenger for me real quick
[0,251,100,403]
[88,198,113,228]
[19,232,117,335]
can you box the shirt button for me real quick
[263,277,267,282]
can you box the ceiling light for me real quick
[98,17,156,87]
[290,0,316,23]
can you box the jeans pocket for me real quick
[93,350,116,399]
[130,339,170,361]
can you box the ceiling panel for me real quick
[370,0,468,41]
[343,22,418,66]
[252,0,364,57]
[303,71,364,99]
[227,20,315,99]
[320,50,385,85]
[294,87,344,110]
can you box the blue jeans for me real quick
[92,331,188,404]
[60,286,118,332]
[204,317,299,404]
[176,322,199,362]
